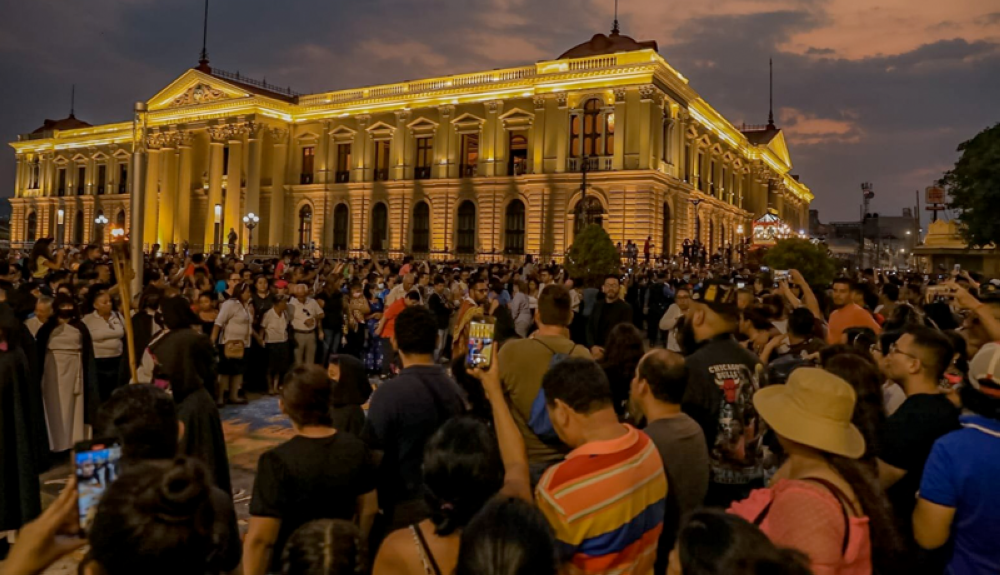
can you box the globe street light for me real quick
[737,223,745,267]
[95,213,109,245]
[243,212,260,256]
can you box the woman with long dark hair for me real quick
[822,353,886,468]
[281,519,366,575]
[598,323,646,419]
[454,497,558,575]
[729,368,903,575]
[28,238,63,280]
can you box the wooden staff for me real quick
[110,228,138,383]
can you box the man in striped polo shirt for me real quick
[536,357,667,575]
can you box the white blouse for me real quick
[81,311,125,358]
[261,308,290,343]
[215,299,253,346]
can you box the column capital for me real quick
[485,99,504,115]
[533,95,547,110]
[394,109,412,122]
[246,121,265,140]
[556,92,568,109]
[613,87,628,104]
[207,124,234,143]
[269,127,289,144]
[639,84,658,103]
[436,106,454,119]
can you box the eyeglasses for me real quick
[888,342,919,360]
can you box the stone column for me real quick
[143,144,161,248]
[174,135,194,244]
[612,88,627,170]
[484,100,503,177]
[157,142,177,248]
[224,133,244,247]
[435,107,453,179]
[354,115,371,182]
[393,110,410,180]
[15,156,24,195]
[245,124,264,251]
[532,96,546,175]
[638,86,655,170]
[268,128,289,247]
[204,127,227,247]
[554,93,569,174]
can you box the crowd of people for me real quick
[3,236,1000,575]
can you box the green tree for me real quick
[943,122,1000,247]
[564,224,620,286]
[763,238,837,286]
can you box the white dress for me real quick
[42,323,89,451]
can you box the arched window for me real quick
[456,201,476,254]
[298,204,313,248]
[412,202,430,253]
[116,209,126,228]
[371,202,388,252]
[333,204,349,250]
[504,200,525,255]
[574,196,605,236]
[26,211,37,242]
[661,202,671,256]
[74,210,84,245]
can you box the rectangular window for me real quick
[696,153,704,191]
[57,169,67,196]
[29,162,40,189]
[709,160,716,195]
[77,166,86,195]
[97,165,107,195]
[374,141,390,181]
[415,137,433,179]
[335,143,351,183]
[118,164,128,194]
[460,134,479,177]
[300,146,315,184]
[569,115,581,158]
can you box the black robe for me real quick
[0,302,43,531]
[331,355,372,438]
[150,328,232,493]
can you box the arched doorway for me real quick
[661,202,671,257]
[574,196,605,236]
[74,210,84,246]
[371,202,388,252]
[333,204,349,250]
[456,201,476,254]
[298,204,313,248]
[412,201,430,253]
[116,209,126,229]
[504,200,525,255]
[26,211,37,242]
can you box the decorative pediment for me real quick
[328,125,357,141]
[765,131,792,170]
[53,155,70,165]
[147,69,254,111]
[296,130,321,141]
[407,116,438,136]
[452,113,484,134]
[366,121,396,140]
[92,151,109,161]
[71,153,88,163]
[112,149,131,159]
[500,108,534,130]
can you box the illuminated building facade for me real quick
[9,29,812,259]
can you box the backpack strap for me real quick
[801,477,854,557]
[531,337,577,357]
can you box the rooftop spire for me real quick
[767,58,775,129]
[70,84,75,118]
[197,0,211,72]
[612,0,620,35]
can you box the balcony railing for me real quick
[300,173,314,185]
[210,67,302,97]
[374,168,389,182]
[510,160,529,176]
[460,164,478,178]
[568,156,613,172]
[334,171,350,183]
[414,166,432,180]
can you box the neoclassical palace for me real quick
[8,28,812,259]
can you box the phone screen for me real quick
[75,439,123,534]
[774,270,790,283]
[466,321,496,370]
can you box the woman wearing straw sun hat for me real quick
[729,368,903,575]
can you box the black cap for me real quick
[692,280,740,318]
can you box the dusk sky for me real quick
[1,0,997,224]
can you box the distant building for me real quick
[810,208,918,269]
[9,26,812,258]
[913,219,1000,275]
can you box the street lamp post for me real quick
[95,214,109,246]
[243,212,260,256]
[577,154,591,230]
[736,223,745,267]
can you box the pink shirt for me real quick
[729,479,872,575]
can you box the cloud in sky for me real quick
[0,0,997,222]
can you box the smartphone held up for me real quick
[74,438,123,534]
[466,320,496,370]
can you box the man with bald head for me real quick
[289,282,324,366]
[630,349,709,574]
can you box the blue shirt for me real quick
[920,414,1000,575]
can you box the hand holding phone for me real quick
[3,476,85,575]
[74,438,123,535]
[466,320,496,370]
